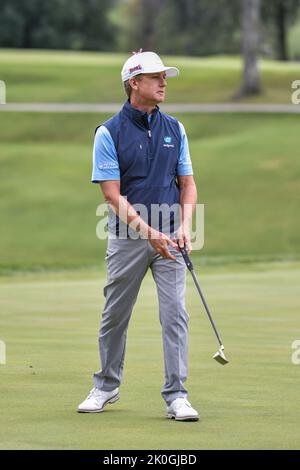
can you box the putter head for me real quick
[213,345,229,365]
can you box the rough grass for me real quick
[1,49,300,103]
[0,112,299,273]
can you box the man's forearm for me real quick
[106,192,152,238]
[100,178,197,240]
[107,186,197,236]
[179,181,197,230]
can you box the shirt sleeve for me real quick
[91,126,120,183]
[176,121,193,176]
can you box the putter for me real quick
[178,243,229,365]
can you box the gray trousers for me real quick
[93,237,189,405]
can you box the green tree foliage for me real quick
[120,0,300,58]
[157,0,241,56]
[1,0,300,57]
[261,0,300,60]
[123,0,241,55]
[0,0,116,50]
[123,0,165,51]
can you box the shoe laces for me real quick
[87,388,96,399]
[87,387,104,399]
[87,387,115,399]
[172,397,192,410]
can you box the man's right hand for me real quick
[148,229,178,260]
[126,212,178,260]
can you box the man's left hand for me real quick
[174,227,192,254]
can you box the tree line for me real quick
[0,0,299,60]
[0,0,116,51]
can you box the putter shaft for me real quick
[189,269,223,348]
[178,244,228,363]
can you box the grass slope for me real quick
[0,263,299,449]
[1,50,300,104]
[0,112,299,273]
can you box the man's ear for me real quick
[129,76,139,91]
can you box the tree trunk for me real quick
[276,0,288,61]
[142,0,165,51]
[237,0,262,97]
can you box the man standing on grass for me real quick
[78,51,199,421]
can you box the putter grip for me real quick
[179,245,194,271]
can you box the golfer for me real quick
[78,51,199,421]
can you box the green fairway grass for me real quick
[0,262,299,449]
[1,49,299,104]
[0,112,299,273]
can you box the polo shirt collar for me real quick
[123,100,159,127]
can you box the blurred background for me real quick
[1,0,300,59]
[0,0,300,272]
[1,0,300,451]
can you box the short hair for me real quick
[123,74,142,99]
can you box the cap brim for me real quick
[164,67,179,77]
[141,66,179,77]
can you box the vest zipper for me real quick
[144,115,152,159]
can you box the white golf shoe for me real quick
[166,397,199,421]
[77,387,119,413]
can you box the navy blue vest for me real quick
[97,100,182,234]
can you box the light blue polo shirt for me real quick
[91,119,193,183]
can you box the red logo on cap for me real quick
[129,64,142,74]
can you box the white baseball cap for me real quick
[121,51,179,82]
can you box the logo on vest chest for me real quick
[163,136,175,148]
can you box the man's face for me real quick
[130,71,167,105]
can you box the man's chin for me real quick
[146,94,165,106]
[156,94,166,103]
